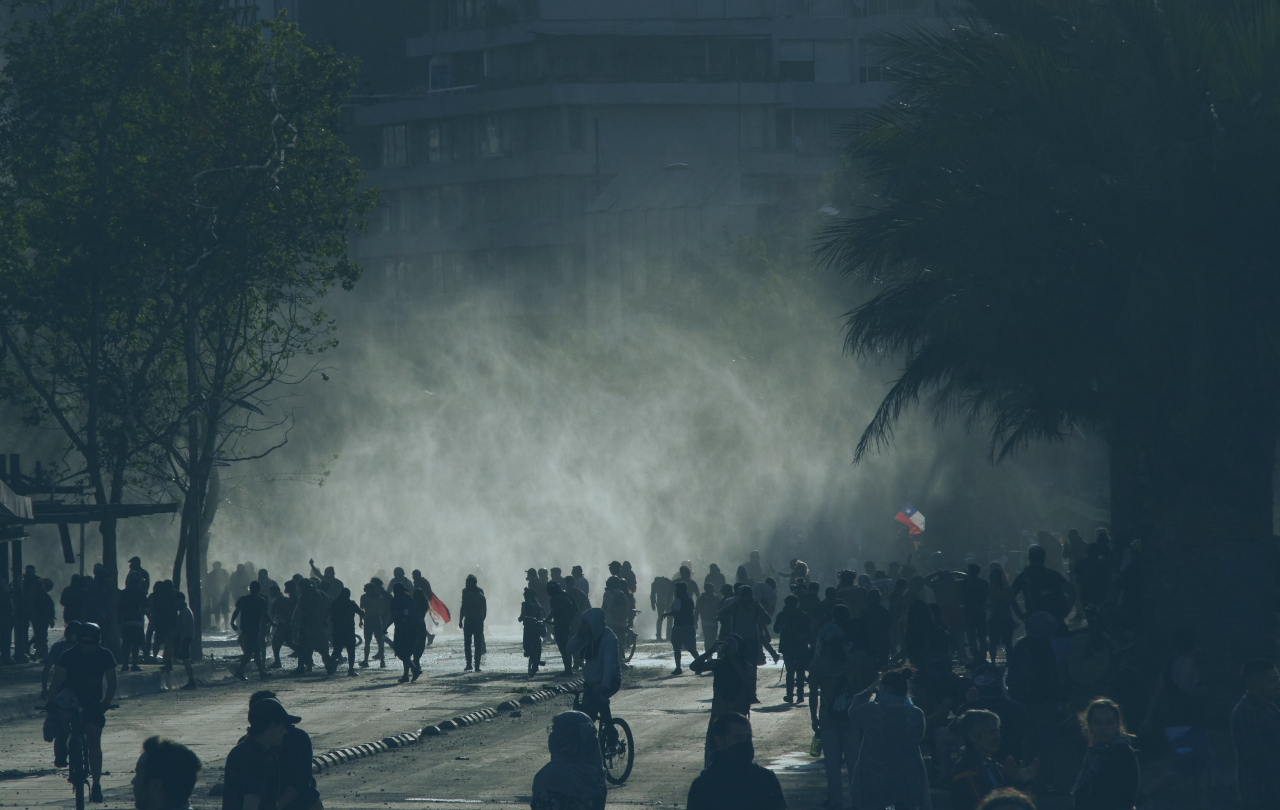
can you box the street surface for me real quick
[0,631,827,809]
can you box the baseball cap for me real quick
[129,556,142,564]
[248,698,301,729]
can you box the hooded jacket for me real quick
[568,608,620,697]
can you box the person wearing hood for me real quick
[686,712,786,810]
[568,608,621,730]
[531,711,607,810]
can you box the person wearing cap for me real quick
[132,736,201,810]
[49,622,116,801]
[248,691,320,810]
[224,698,298,810]
[126,556,151,596]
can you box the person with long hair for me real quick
[1072,698,1139,810]
[847,666,932,809]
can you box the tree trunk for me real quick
[1138,411,1279,719]
[99,516,120,655]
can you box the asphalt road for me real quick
[0,630,825,809]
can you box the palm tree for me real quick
[821,0,1280,680]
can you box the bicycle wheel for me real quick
[602,717,634,784]
[69,735,87,810]
[623,630,637,663]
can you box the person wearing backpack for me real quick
[808,624,860,810]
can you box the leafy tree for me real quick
[821,0,1280,677]
[0,0,372,652]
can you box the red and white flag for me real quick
[894,504,926,535]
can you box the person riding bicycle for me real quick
[48,621,116,803]
[568,608,621,732]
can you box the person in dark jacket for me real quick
[26,578,56,661]
[773,594,813,704]
[388,582,422,683]
[328,588,364,677]
[531,710,606,810]
[247,691,319,810]
[548,582,580,674]
[519,587,546,677]
[950,709,1039,810]
[686,712,786,810]
[1071,698,1139,810]
[459,574,487,672]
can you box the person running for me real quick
[171,592,197,689]
[1232,659,1280,810]
[459,574,487,672]
[292,579,334,675]
[686,712,786,810]
[328,588,364,677]
[130,736,201,810]
[531,710,607,810]
[268,584,293,670]
[412,570,436,647]
[1070,698,1139,810]
[389,567,412,595]
[410,588,431,677]
[547,581,580,675]
[662,581,698,675]
[519,587,546,677]
[48,621,116,802]
[568,608,621,735]
[223,698,297,810]
[773,594,813,704]
[388,583,422,683]
[360,580,389,668]
[231,581,272,681]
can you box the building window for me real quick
[778,60,816,82]
[775,109,795,152]
[858,40,890,83]
[427,122,444,163]
[479,115,502,158]
[382,125,408,167]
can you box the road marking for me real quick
[404,800,482,804]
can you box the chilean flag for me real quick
[894,504,926,535]
[428,594,452,626]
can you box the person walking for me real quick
[388,583,422,683]
[171,592,197,690]
[808,624,859,810]
[531,711,606,810]
[696,582,722,653]
[548,581,579,675]
[1231,659,1280,810]
[329,588,364,677]
[359,580,389,668]
[773,594,813,704]
[650,573,674,642]
[847,666,931,810]
[459,574,487,672]
[690,635,754,766]
[118,579,147,672]
[1070,698,1139,810]
[663,582,698,675]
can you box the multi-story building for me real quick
[300,0,951,328]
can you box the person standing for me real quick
[119,579,147,672]
[519,587,546,677]
[231,581,271,681]
[459,574,487,672]
[171,592,197,690]
[808,624,860,810]
[125,557,150,597]
[548,582,580,675]
[650,573,675,642]
[26,578,56,662]
[695,582,722,653]
[1009,545,1076,629]
[1232,659,1280,810]
[388,582,422,683]
[207,561,230,631]
[704,564,726,594]
[1070,698,1139,810]
[570,565,590,599]
[773,594,813,704]
[329,588,364,677]
[847,667,931,810]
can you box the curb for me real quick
[309,678,584,774]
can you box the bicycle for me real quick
[570,689,634,784]
[41,701,117,810]
[621,610,640,664]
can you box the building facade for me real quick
[303,0,951,327]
